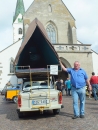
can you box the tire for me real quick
[53,109,60,115]
[18,112,24,118]
[13,96,18,103]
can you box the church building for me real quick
[0,0,98,90]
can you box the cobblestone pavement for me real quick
[0,94,98,130]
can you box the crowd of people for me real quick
[55,78,71,96]
[55,71,98,99]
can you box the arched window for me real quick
[18,28,22,34]
[10,58,14,73]
[46,24,56,44]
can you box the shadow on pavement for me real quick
[0,96,56,121]
[59,111,73,117]
[86,102,98,105]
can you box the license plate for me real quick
[32,99,49,105]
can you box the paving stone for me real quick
[0,95,98,130]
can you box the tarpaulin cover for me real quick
[14,18,61,78]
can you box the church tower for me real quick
[13,0,25,43]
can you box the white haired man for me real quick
[59,60,91,119]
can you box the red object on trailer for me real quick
[18,95,21,107]
[58,92,62,104]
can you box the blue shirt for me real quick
[67,68,88,88]
[65,80,71,89]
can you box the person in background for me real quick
[65,78,71,96]
[97,76,98,84]
[6,81,12,86]
[59,60,91,119]
[64,79,67,95]
[90,72,98,100]
[56,79,62,91]
[60,79,65,96]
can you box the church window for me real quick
[10,58,15,73]
[18,28,22,34]
[48,4,52,12]
[46,24,56,44]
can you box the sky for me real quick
[0,0,98,53]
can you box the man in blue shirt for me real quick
[60,60,91,119]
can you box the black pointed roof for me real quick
[15,18,59,64]
[15,18,61,78]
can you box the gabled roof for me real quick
[0,38,23,53]
[91,49,98,54]
[61,0,75,20]
[13,0,25,23]
[15,18,59,65]
[14,18,61,78]
[25,0,75,21]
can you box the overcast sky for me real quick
[0,0,98,53]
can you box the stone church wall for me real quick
[92,51,98,75]
[24,0,77,44]
[58,52,93,78]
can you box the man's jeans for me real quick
[92,84,98,100]
[71,86,86,116]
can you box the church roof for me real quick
[13,0,25,23]
[61,0,75,20]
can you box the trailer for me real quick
[14,18,63,118]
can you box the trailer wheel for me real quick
[18,112,24,118]
[13,96,18,103]
[53,109,60,115]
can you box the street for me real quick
[0,94,98,130]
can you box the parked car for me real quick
[17,79,64,118]
[5,84,22,103]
